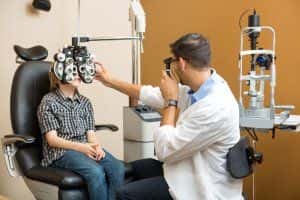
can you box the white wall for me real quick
[0,0,132,199]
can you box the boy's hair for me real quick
[170,33,211,69]
[49,64,61,90]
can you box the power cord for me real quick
[238,8,255,30]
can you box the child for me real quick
[37,66,124,200]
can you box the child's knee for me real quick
[87,167,107,184]
[113,162,125,185]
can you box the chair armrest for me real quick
[1,135,35,177]
[95,124,119,132]
[2,135,35,145]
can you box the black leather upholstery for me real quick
[3,135,35,145]
[226,136,253,179]
[16,146,43,173]
[27,166,85,189]
[95,124,119,132]
[32,0,51,12]
[59,189,88,200]
[14,45,48,61]
[11,61,50,149]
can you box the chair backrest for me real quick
[226,136,257,179]
[11,61,51,173]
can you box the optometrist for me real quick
[95,33,243,200]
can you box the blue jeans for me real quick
[51,149,125,200]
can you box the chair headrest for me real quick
[14,45,48,61]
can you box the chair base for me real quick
[24,177,59,200]
[24,177,89,200]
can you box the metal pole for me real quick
[76,0,81,46]
[89,36,142,41]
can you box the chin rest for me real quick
[14,45,48,61]
[227,136,263,179]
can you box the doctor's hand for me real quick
[160,71,179,101]
[94,62,113,87]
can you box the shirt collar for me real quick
[56,88,81,102]
[188,68,216,105]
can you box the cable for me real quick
[252,139,256,200]
[252,128,258,141]
[245,128,259,141]
[238,8,255,30]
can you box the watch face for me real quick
[167,99,178,107]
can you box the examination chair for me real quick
[1,45,134,200]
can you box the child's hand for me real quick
[95,145,106,161]
[87,143,105,161]
[77,143,97,159]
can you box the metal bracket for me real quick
[1,141,19,177]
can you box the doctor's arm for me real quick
[95,63,141,99]
[159,70,179,126]
[95,63,166,108]
[154,111,225,163]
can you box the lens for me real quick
[66,57,73,65]
[87,59,93,65]
[57,63,64,73]
[79,65,86,73]
[84,76,92,83]
[56,52,65,62]
[89,68,95,75]
[66,75,72,82]
[53,62,64,80]
[67,67,72,73]
[256,54,272,69]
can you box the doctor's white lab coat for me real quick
[139,70,243,200]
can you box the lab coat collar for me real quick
[188,68,216,104]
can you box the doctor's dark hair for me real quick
[170,33,211,68]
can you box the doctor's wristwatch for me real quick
[165,99,178,108]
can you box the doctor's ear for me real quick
[178,57,188,71]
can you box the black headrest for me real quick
[14,45,48,61]
[11,61,51,144]
[32,0,51,12]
